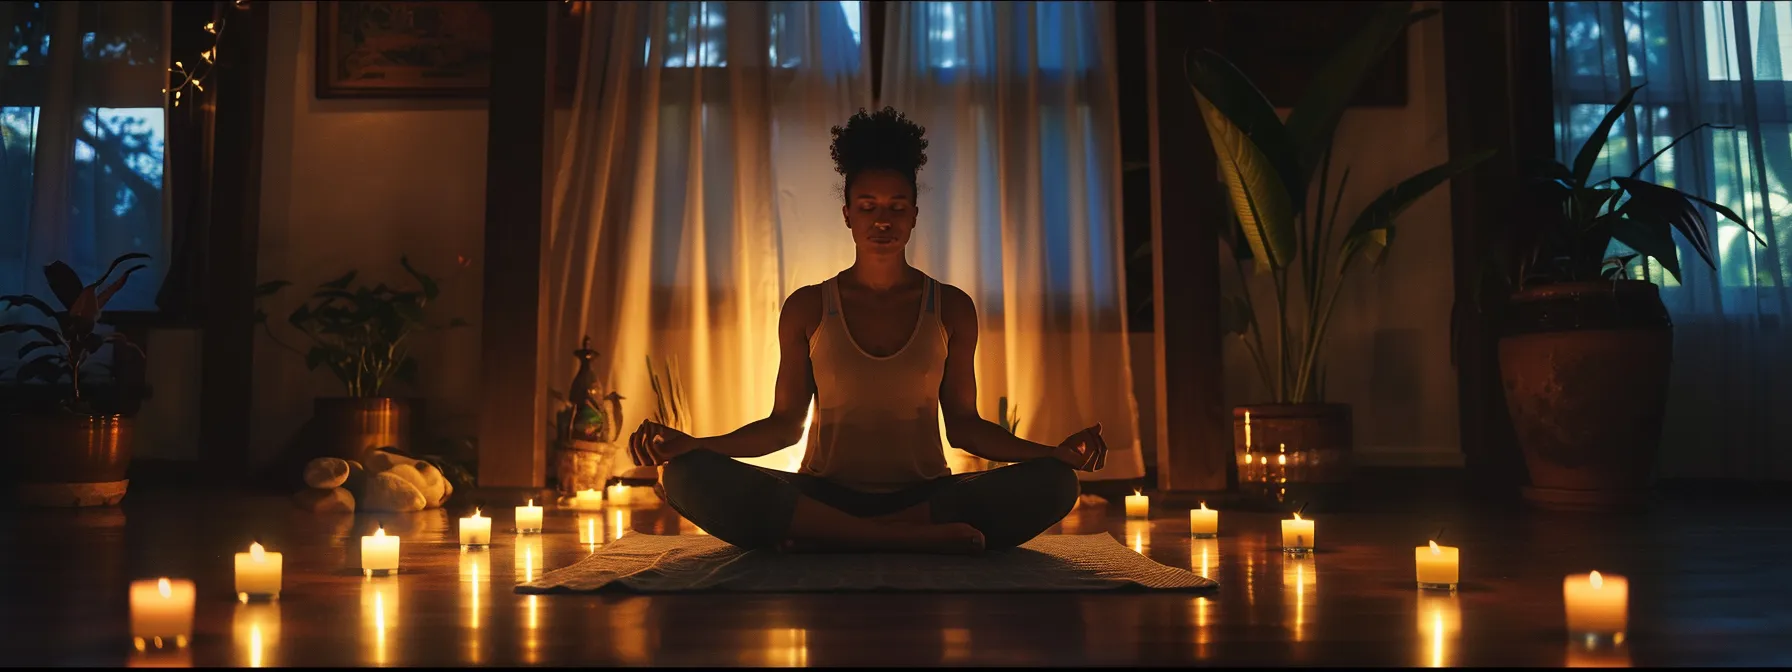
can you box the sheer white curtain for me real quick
[548,1,867,476]
[880,1,1143,480]
[1552,1,1792,481]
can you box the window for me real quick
[1551,1,1792,293]
[2,1,167,312]
[643,1,863,72]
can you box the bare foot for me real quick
[779,522,985,555]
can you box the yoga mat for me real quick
[515,532,1219,593]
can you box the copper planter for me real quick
[312,397,414,462]
[8,413,133,507]
[1232,403,1354,509]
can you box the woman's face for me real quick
[842,168,918,254]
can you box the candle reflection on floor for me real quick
[127,647,192,668]
[1124,520,1150,555]
[578,513,603,548]
[461,548,489,663]
[1191,595,1212,659]
[1566,640,1632,668]
[231,601,281,668]
[1415,591,1461,668]
[359,577,399,666]
[521,595,541,664]
[1283,554,1316,642]
[941,627,971,664]
[763,628,810,667]
[515,534,544,583]
[1190,537,1219,580]
[612,508,630,542]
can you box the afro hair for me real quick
[830,106,929,196]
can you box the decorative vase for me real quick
[312,397,413,462]
[1498,280,1671,511]
[8,413,133,507]
[1232,403,1353,509]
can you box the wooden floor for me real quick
[3,477,1789,667]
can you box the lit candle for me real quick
[1415,540,1460,590]
[130,578,196,649]
[515,534,544,583]
[573,488,603,509]
[361,525,400,576]
[606,483,631,506]
[1188,502,1218,538]
[515,499,543,533]
[234,542,283,602]
[577,513,602,546]
[1124,489,1149,519]
[1280,512,1315,552]
[1563,571,1628,637]
[459,508,492,547]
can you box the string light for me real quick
[164,13,230,107]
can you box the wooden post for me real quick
[478,1,557,488]
[1145,1,1228,493]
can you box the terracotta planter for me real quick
[1498,280,1671,511]
[1232,404,1353,508]
[312,397,413,462]
[8,413,133,507]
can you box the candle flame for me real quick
[526,499,534,506]
[251,542,266,560]
[374,526,386,538]
[157,578,171,598]
[1278,454,1287,465]
[1134,489,1142,497]
[1428,540,1440,554]
[1199,501,1208,510]
[1292,512,1302,521]
[1589,571,1603,589]
[473,507,483,517]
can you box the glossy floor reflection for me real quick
[2,487,1790,666]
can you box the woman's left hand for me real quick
[1051,423,1107,472]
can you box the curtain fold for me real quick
[1551,1,1792,481]
[880,1,1143,480]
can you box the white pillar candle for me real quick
[573,488,603,509]
[1124,490,1149,519]
[361,526,400,576]
[515,499,543,533]
[1188,502,1219,538]
[577,513,603,546]
[514,533,544,583]
[130,578,196,648]
[1415,541,1460,590]
[1280,512,1315,552]
[234,542,283,602]
[459,508,492,547]
[606,483,631,506]
[1563,571,1628,637]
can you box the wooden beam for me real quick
[1145,1,1228,492]
[199,0,268,481]
[478,1,557,489]
[1442,1,1554,502]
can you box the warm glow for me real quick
[473,508,483,518]
[374,526,386,538]
[1292,512,1302,521]
[1199,501,1208,510]
[250,543,266,561]
[1134,488,1142,496]
[1278,454,1287,465]
[1429,540,1440,555]
[158,578,171,599]
[527,499,534,506]
[1590,571,1603,589]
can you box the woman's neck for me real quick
[845,254,916,292]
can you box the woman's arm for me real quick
[677,286,819,459]
[937,285,1058,463]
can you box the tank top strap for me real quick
[822,278,841,318]
[924,277,938,314]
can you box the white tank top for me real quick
[799,274,952,492]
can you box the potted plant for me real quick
[1,253,151,506]
[1186,1,1493,500]
[1494,85,1759,511]
[254,256,465,463]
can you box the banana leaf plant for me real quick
[253,256,466,398]
[0,253,150,412]
[1190,1,1494,404]
[1505,84,1763,289]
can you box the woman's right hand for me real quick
[628,420,698,467]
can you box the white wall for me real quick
[249,0,489,469]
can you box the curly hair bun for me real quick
[830,106,929,185]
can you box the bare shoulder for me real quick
[937,282,977,337]
[781,284,825,336]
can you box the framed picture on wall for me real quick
[315,1,494,98]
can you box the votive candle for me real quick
[1563,571,1627,637]
[131,578,196,648]
[1125,490,1149,519]
[573,488,603,509]
[234,542,283,602]
[515,499,543,533]
[1280,512,1315,552]
[361,526,400,576]
[459,508,491,547]
[1189,502,1218,538]
[607,483,631,506]
[1415,540,1460,590]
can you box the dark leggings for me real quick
[659,449,1082,551]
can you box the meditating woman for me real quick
[627,107,1109,554]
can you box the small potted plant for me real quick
[1,253,151,506]
[255,256,465,463]
[1494,85,1761,510]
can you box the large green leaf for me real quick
[1186,50,1300,271]
[1285,2,1433,187]
[1338,149,1497,273]
[1571,85,1643,196]
[1610,217,1683,283]
[1613,177,1715,270]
